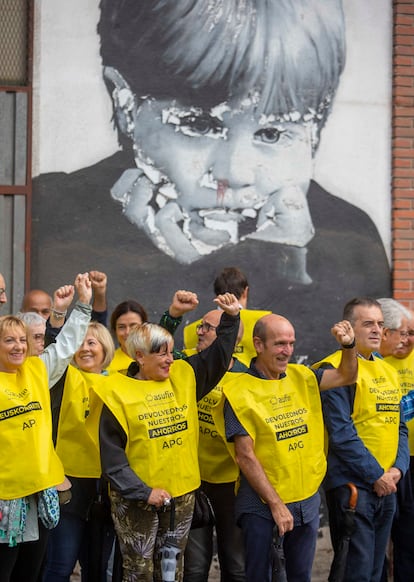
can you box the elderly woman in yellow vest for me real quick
[94,292,240,582]
[43,322,116,582]
[0,276,92,582]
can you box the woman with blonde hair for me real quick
[95,292,240,581]
[44,322,116,582]
[0,275,92,582]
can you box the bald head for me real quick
[0,273,7,309]
[196,309,244,356]
[253,314,295,379]
[196,310,224,353]
[21,289,52,319]
[253,314,294,341]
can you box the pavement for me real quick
[208,525,333,581]
[71,526,334,581]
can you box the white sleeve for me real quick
[39,302,92,387]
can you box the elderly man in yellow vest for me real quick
[315,297,410,582]
[184,308,246,581]
[220,312,357,582]
[378,301,414,582]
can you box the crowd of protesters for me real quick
[0,267,413,582]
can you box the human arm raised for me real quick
[40,273,92,386]
[49,284,75,329]
[159,290,199,359]
[319,320,358,391]
[187,293,241,399]
[89,270,108,324]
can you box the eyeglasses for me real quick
[389,329,410,337]
[196,322,217,333]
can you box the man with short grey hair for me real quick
[377,297,411,358]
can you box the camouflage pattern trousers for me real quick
[110,490,195,582]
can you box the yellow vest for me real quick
[184,309,271,367]
[220,365,326,503]
[314,351,401,470]
[91,360,200,497]
[107,347,133,374]
[56,366,111,478]
[197,372,239,484]
[385,352,414,454]
[0,358,64,499]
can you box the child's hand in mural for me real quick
[248,185,315,247]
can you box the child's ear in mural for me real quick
[103,66,136,139]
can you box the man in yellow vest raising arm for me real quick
[315,297,410,582]
[222,313,357,582]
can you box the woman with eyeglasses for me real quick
[93,292,240,581]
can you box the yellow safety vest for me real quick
[314,351,401,470]
[56,366,112,478]
[385,352,414,454]
[91,360,200,497]
[184,309,271,367]
[0,357,64,499]
[107,347,133,374]
[220,365,326,503]
[197,372,239,484]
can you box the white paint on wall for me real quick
[32,0,392,258]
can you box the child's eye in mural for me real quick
[254,127,285,144]
[173,112,225,138]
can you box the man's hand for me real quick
[89,270,107,312]
[331,320,355,347]
[373,471,398,497]
[269,499,294,537]
[169,290,199,318]
[75,272,92,305]
[214,293,240,317]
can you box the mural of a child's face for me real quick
[111,76,316,264]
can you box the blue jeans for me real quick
[326,485,396,582]
[239,511,319,582]
[42,510,114,581]
[391,459,414,582]
[183,481,245,582]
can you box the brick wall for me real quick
[393,0,414,307]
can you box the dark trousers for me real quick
[42,511,114,582]
[326,485,396,582]
[0,521,49,582]
[239,511,319,582]
[390,458,414,582]
[184,481,245,582]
